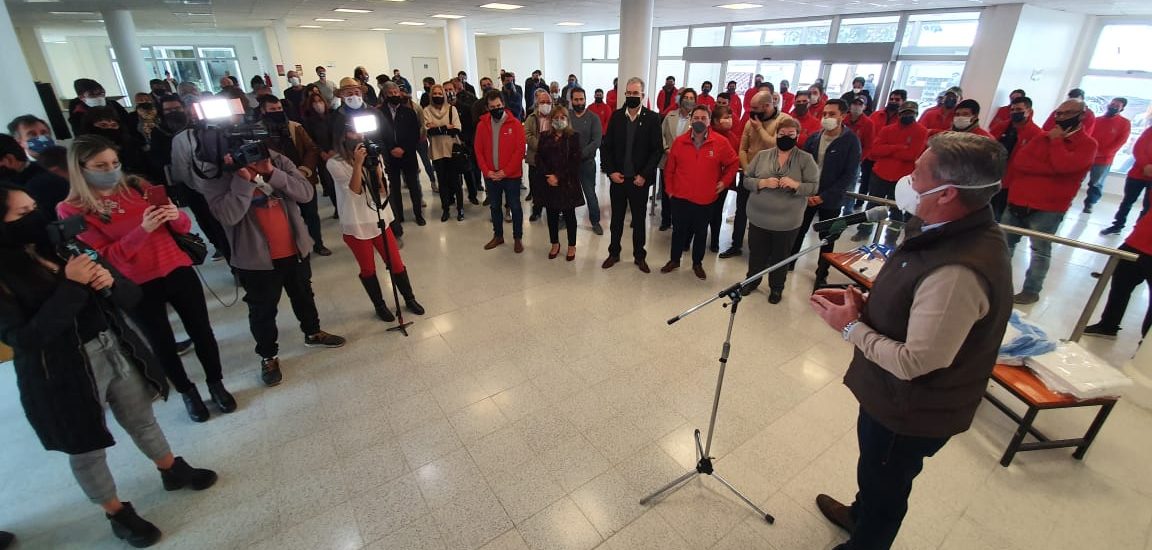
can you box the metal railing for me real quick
[845,192,1139,343]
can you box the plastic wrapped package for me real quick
[1026,343,1133,399]
[997,310,1058,366]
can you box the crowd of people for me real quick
[0,62,1150,549]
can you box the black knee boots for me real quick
[359,275,396,322]
[390,271,425,315]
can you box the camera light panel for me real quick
[353,114,378,134]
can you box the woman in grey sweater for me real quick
[741,115,820,303]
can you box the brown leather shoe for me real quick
[635,259,650,273]
[692,264,706,280]
[816,494,855,534]
[602,256,619,269]
[660,261,680,273]
[514,239,524,253]
[484,237,505,250]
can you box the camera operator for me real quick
[256,95,331,256]
[201,142,347,387]
[379,81,427,231]
[168,100,233,261]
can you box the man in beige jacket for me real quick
[659,88,697,231]
[720,91,785,259]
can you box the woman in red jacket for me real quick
[535,106,585,260]
[1085,209,1152,338]
[707,106,742,252]
[57,136,234,423]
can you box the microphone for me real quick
[812,206,889,234]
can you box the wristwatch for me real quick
[842,320,859,341]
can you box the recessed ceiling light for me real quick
[398,21,426,25]
[370,27,392,31]
[180,12,213,16]
[716,2,763,8]
[26,0,62,3]
[556,21,584,26]
[50,10,97,15]
[510,27,532,31]
[334,7,373,13]
[431,14,465,19]
[480,2,523,9]
[315,18,345,22]
[82,19,104,23]
[474,32,488,35]
[299,24,322,28]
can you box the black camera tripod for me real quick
[361,147,413,336]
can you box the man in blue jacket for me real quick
[791,98,861,288]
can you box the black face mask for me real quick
[89,127,122,143]
[3,209,51,247]
[624,97,642,109]
[262,112,288,127]
[490,108,505,121]
[164,112,188,129]
[431,96,445,106]
[1106,106,1121,117]
[386,95,404,106]
[899,114,916,126]
[594,97,604,103]
[1010,111,1027,123]
[776,136,797,151]
[573,103,586,112]
[702,88,712,95]
[794,104,809,117]
[943,97,958,109]
[1056,115,1081,131]
[886,103,899,113]
[136,103,155,111]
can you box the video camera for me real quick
[351,114,384,167]
[47,215,96,260]
[191,98,271,172]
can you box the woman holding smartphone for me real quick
[57,136,235,423]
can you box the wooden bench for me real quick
[822,252,1120,467]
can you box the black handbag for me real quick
[448,109,472,172]
[169,228,209,265]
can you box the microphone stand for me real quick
[639,221,851,523]
[362,148,413,336]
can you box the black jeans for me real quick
[670,197,711,266]
[746,225,799,292]
[658,170,673,228]
[730,185,751,250]
[1112,177,1152,228]
[433,158,463,212]
[856,176,903,238]
[708,193,725,249]
[854,160,876,208]
[127,266,224,393]
[547,207,577,246]
[463,152,481,201]
[792,205,842,279]
[529,166,544,218]
[317,161,339,214]
[608,178,650,261]
[180,182,230,261]
[847,408,949,550]
[991,188,1009,222]
[387,162,423,223]
[298,190,324,248]
[1097,244,1152,336]
[236,256,321,359]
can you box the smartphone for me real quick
[146,186,169,207]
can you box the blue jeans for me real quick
[579,159,601,225]
[1084,164,1111,207]
[487,177,523,239]
[1112,177,1152,228]
[1003,206,1065,295]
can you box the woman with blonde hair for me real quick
[534,105,584,260]
[423,83,465,222]
[57,135,235,423]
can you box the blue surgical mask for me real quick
[27,135,55,154]
[82,167,122,190]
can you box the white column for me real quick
[102,9,151,95]
[0,1,47,125]
[445,19,477,82]
[617,0,654,109]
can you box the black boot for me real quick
[181,387,209,423]
[160,456,218,491]
[359,275,395,322]
[107,502,162,548]
[391,271,425,315]
[206,381,236,413]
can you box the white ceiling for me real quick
[6,0,1152,36]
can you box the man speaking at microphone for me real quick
[808,132,1012,550]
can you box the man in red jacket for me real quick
[605,78,618,109]
[1084,205,1152,338]
[927,99,993,139]
[857,90,908,210]
[844,96,875,210]
[656,76,680,116]
[992,96,1043,220]
[990,89,1027,131]
[1083,97,1131,213]
[588,88,613,135]
[1004,99,1098,304]
[725,81,743,119]
[1101,126,1152,236]
[697,81,716,110]
[852,101,928,243]
[475,90,528,253]
[791,91,822,144]
[1043,88,1097,134]
[744,74,765,113]
[779,79,795,114]
[660,106,739,280]
[919,86,963,131]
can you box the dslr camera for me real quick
[191,98,271,172]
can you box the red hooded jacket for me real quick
[1006,129,1098,212]
[1127,126,1152,181]
[665,131,740,205]
[871,121,929,182]
[588,101,614,134]
[1090,114,1132,165]
[475,110,526,179]
[844,113,876,160]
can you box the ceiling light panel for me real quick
[334,8,373,13]
[480,3,523,9]
[717,2,763,8]
[431,14,465,19]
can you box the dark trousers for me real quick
[608,178,650,261]
[991,188,1009,222]
[387,163,423,223]
[236,257,321,359]
[708,193,725,250]
[670,197,711,265]
[746,225,799,292]
[792,206,842,279]
[854,160,875,208]
[317,162,339,214]
[659,170,673,228]
[127,266,224,393]
[433,158,463,212]
[529,166,544,217]
[856,176,902,238]
[847,408,950,550]
[1097,244,1152,336]
[730,185,751,250]
[487,177,524,239]
[180,182,230,261]
[463,153,481,201]
[298,191,324,248]
[547,207,577,246]
[1112,177,1152,228]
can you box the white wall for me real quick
[498,35,543,85]
[475,36,501,80]
[285,28,392,85]
[543,33,582,85]
[384,29,450,84]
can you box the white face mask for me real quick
[552,119,568,131]
[344,95,364,110]
[537,103,552,115]
[894,174,1000,216]
[821,117,839,131]
[289,77,301,86]
[330,97,343,110]
[83,97,106,108]
[952,116,973,129]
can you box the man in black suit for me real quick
[600,77,664,273]
[379,81,426,232]
[457,71,476,96]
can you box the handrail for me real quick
[844,192,1137,342]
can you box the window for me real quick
[691,26,726,47]
[1082,24,1152,173]
[901,12,981,55]
[686,63,722,92]
[837,15,900,43]
[607,33,620,60]
[659,28,690,57]
[1089,25,1152,73]
[581,62,618,93]
[656,59,686,87]
[892,60,965,106]
[730,20,831,46]
[111,45,242,96]
[583,35,605,60]
[583,33,619,61]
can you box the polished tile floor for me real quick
[2,172,1151,550]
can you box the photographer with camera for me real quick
[202,136,346,387]
[0,183,218,548]
[166,98,232,261]
[256,95,331,256]
[329,121,425,320]
[57,135,236,423]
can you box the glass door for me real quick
[827,63,885,100]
